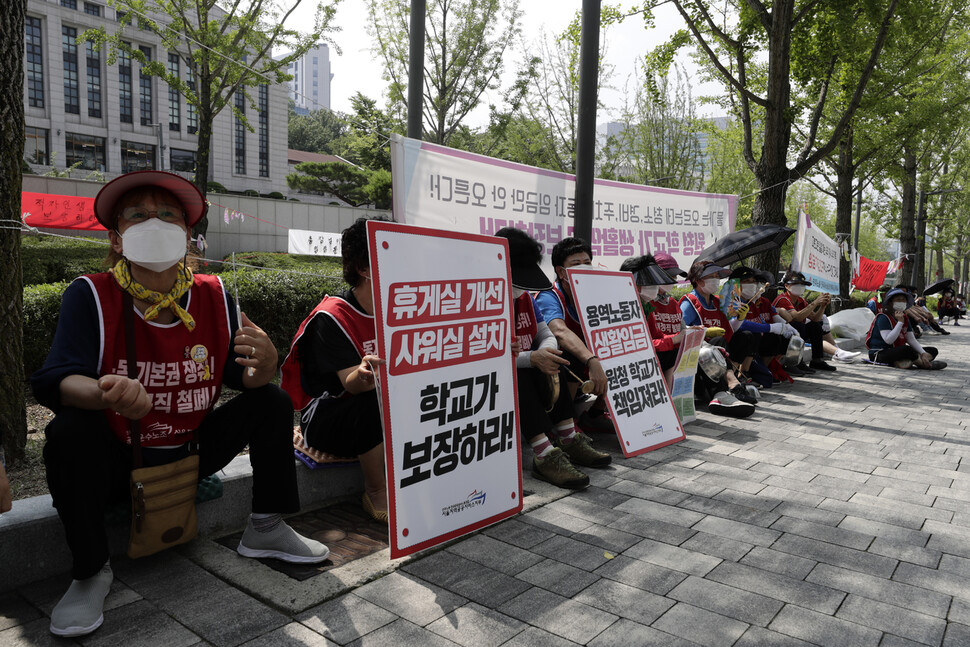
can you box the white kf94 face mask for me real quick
[740,284,760,300]
[639,285,660,302]
[789,285,806,297]
[119,218,187,273]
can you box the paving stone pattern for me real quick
[3,327,970,645]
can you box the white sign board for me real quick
[368,220,523,558]
[567,268,686,457]
[792,208,840,294]
[288,228,342,257]
[391,134,737,275]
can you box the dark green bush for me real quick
[207,181,227,194]
[23,281,68,379]
[265,191,285,200]
[219,251,342,274]
[21,236,109,285]
[243,189,259,197]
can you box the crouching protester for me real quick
[866,288,946,370]
[32,172,328,638]
[622,254,754,418]
[495,228,611,490]
[772,271,838,373]
[281,217,389,523]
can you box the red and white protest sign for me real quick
[567,268,685,457]
[22,192,101,230]
[368,220,522,558]
[852,255,890,292]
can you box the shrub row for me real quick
[23,269,346,380]
[21,236,108,286]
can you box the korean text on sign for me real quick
[388,278,505,325]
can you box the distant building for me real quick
[280,43,333,112]
[22,0,289,194]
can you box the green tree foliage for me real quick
[87,0,340,236]
[367,0,522,145]
[286,161,391,208]
[288,105,348,154]
[337,93,398,171]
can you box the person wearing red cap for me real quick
[32,171,328,638]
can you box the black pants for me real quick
[44,385,299,580]
[790,320,825,359]
[303,390,384,458]
[758,331,789,358]
[657,349,678,372]
[517,366,575,441]
[873,345,938,365]
[716,329,758,364]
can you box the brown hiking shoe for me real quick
[557,433,612,468]
[532,447,589,489]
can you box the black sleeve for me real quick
[297,315,362,396]
[30,279,102,411]
[221,288,245,391]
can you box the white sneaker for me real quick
[834,349,861,362]
[50,562,113,637]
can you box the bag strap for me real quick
[123,291,144,469]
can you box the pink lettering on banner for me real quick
[388,279,505,325]
[390,319,507,375]
[589,321,650,360]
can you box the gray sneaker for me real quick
[50,562,113,637]
[238,520,330,564]
[557,432,612,467]
[532,447,590,489]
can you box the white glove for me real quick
[769,323,785,335]
[821,314,831,333]
[782,323,797,338]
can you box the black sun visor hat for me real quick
[632,263,675,287]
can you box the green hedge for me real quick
[22,269,346,380]
[21,236,109,286]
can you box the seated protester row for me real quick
[729,266,799,382]
[913,294,949,335]
[622,254,754,418]
[534,238,615,434]
[773,272,862,365]
[897,284,943,336]
[496,228,611,490]
[866,288,947,369]
[680,261,763,388]
[938,288,961,326]
[281,217,390,523]
[32,172,328,639]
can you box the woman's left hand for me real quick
[234,311,278,382]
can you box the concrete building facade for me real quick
[23,0,289,195]
[281,42,332,114]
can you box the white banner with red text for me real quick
[792,207,840,294]
[368,220,523,558]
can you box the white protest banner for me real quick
[367,220,522,558]
[288,228,342,257]
[791,207,840,294]
[668,328,705,423]
[391,134,737,275]
[567,268,685,457]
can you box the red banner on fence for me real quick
[852,255,889,292]
[21,192,103,231]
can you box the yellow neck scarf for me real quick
[112,260,196,331]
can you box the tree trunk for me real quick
[898,148,917,284]
[1,0,28,462]
[834,132,854,299]
[962,253,969,296]
[750,166,790,274]
[192,75,213,239]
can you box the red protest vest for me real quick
[773,293,810,323]
[514,292,539,350]
[865,312,908,351]
[280,295,377,410]
[550,283,585,339]
[745,296,775,325]
[649,297,683,338]
[86,272,231,447]
[682,292,733,342]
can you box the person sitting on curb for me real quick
[31,171,329,639]
[534,238,613,433]
[281,217,390,523]
[495,228,611,489]
[622,254,754,418]
[938,288,961,326]
[865,287,946,369]
[728,266,799,383]
[772,271,839,372]
[913,294,949,335]
[680,260,762,389]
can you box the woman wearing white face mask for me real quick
[728,266,799,383]
[865,288,945,369]
[32,171,329,638]
[773,272,853,370]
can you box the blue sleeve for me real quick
[866,301,877,314]
[534,290,564,324]
[737,319,770,334]
[531,295,545,324]
[222,287,245,391]
[30,279,102,411]
[680,298,701,326]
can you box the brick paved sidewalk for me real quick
[3,326,968,646]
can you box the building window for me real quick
[116,9,126,22]
[62,26,80,114]
[65,132,106,170]
[24,127,49,165]
[170,148,195,173]
[186,63,197,134]
[121,140,155,172]
[234,90,246,174]
[119,45,132,123]
[258,84,269,178]
[83,2,101,16]
[86,41,101,118]
[138,45,152,126]
[61,0,77,8]
[167,53,180,132]
[25,17,44,109]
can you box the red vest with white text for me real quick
[682,292,733,342]
[514,292,539,350]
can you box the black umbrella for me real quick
[924,278,955,296]
[695,224,796,267]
